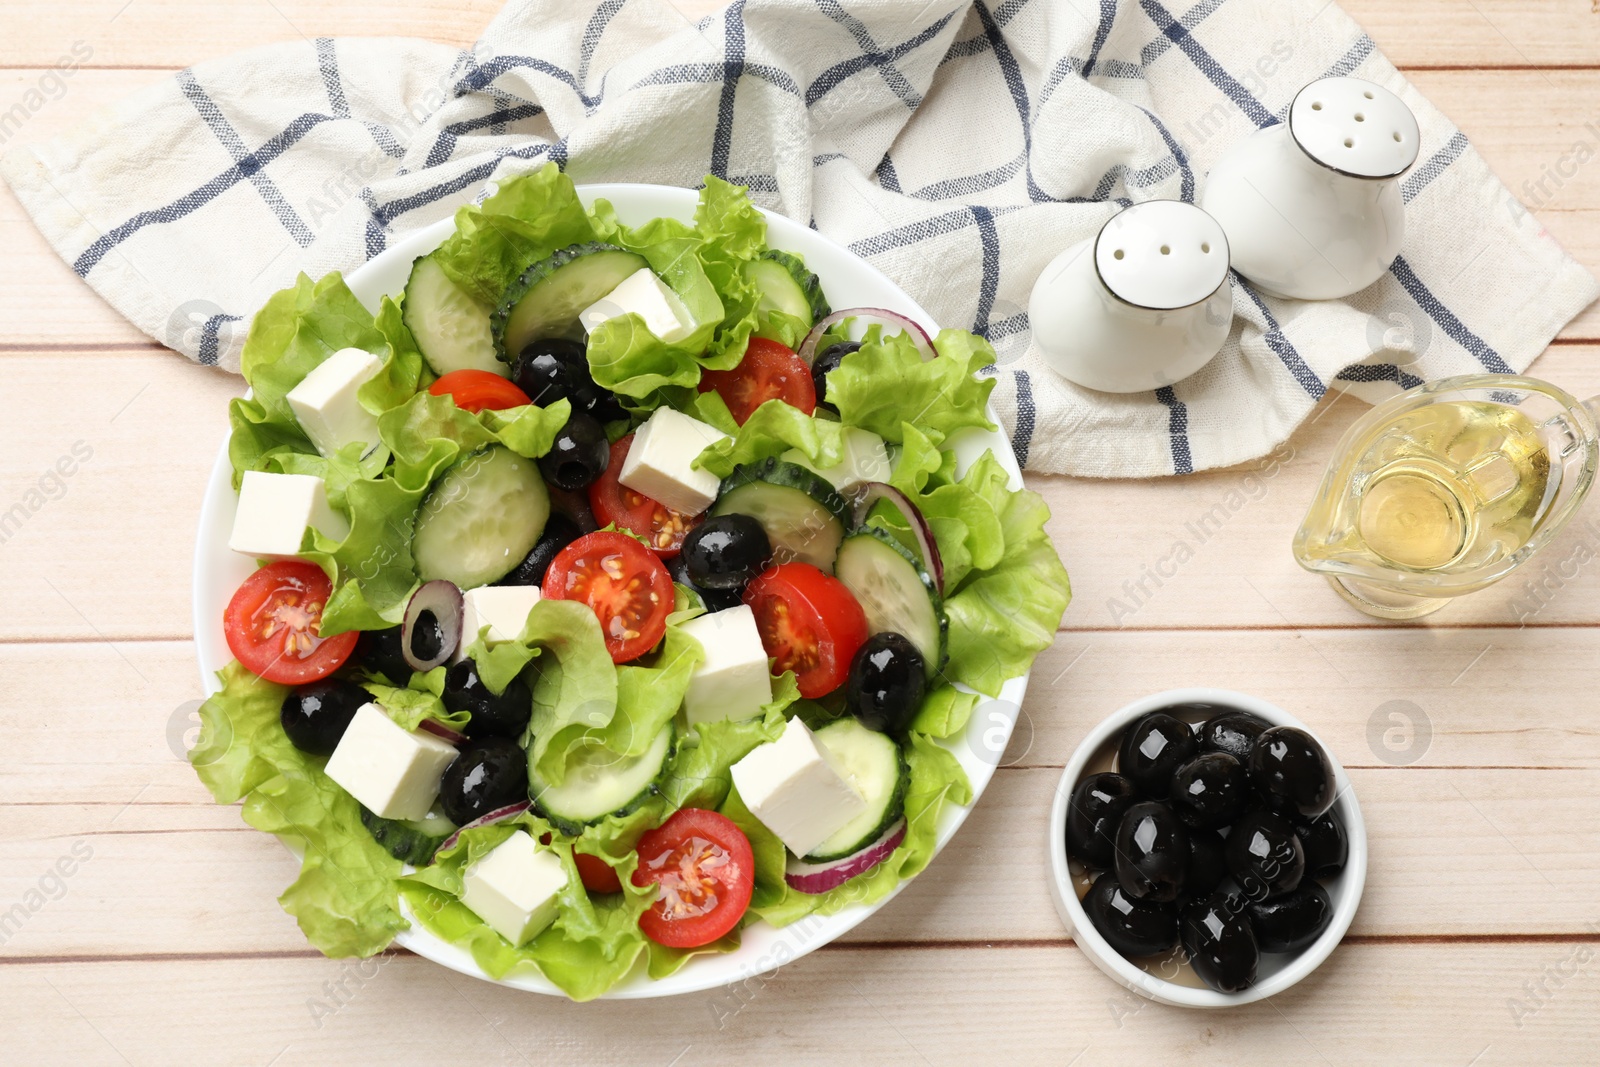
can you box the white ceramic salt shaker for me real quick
[1030,200,1233,394]
[1201,76,1421,301]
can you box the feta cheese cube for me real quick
[459,831,567,947]
[454,585,542,662]
[617,407,728,517]
[286,347,384,459]
[578,268,696,345]
[730,717,867,857]
[675,604,773,725]
[228,470,350,560]
[782,427,891,495]
[323,703,459,821]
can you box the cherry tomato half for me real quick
[428,369,531,413]
[574,851,624,894]
[224,560,358,685]
[588,435,702,557]
[742,562,868,698]
[631,808,754,948]
[543,531,674,663]
[698,337,816,425]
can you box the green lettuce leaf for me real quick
[828,325,998,444]
[691,399,846,480]
[362,668,470,734]
[378,391,570,493]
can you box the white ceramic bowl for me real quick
[1047,688,1367,1007]
[193,183,1032,998]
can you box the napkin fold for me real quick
[5,0,1594,476]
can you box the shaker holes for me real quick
[1114,249,1125,260]
[1160,245,1171,256]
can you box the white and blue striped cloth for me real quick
[5,0,1594,477]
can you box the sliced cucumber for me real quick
[834,527,948,678]
[413,445,550,589]
[806,718,907,862]
[529,724,674,835]
[402,255,507,378]
[711,458,851,573]
[491,242,648,360]
[744,250,830,327]
[359,805,458,867]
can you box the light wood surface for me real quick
[4,2,1600,1064]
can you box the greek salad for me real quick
[193,166,1072,1000]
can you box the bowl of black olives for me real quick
[1047,688,1367,1007]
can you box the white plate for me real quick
[192,183,1031,998]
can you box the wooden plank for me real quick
[1343,0,1600,69]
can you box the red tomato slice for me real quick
[428,370,530,413]
[697,337,816,425]
[588,435,702,557]
[543,531,673,663]
[224,560,358,685]
[574,851,624,894]
[631,808,754,948]
[742,562,868,698]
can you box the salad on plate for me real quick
[193,165,1071,1000]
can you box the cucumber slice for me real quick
[744,250,830,327]
[359,805,458,867]
[805,718,907,862]
[529,724,674,835]
[711,458,851,573]
[413,446,550,589]
[402,255,507,378]
[834,527,948,678]
[492,242,649,361]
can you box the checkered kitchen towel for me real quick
[5,0,1596,477]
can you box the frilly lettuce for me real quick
[827,325,999,444]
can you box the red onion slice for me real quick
[402,579,464,672]
[796,308,938,366]
[417,719,466,746]
[852,482,944,595]
[436,801,533,856]
[784,819,906,894]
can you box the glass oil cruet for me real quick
[1293,374,1600,619]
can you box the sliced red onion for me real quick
[417,719,466,746]
[796,308,938,366]
[437,801,532,855]
[853,482,944,595]
[402,579,463,672]
[784,819,906,894]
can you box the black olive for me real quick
[811,341,860,414]
[1248,882,1333,953]
[511,339,588,407]
[1169,752,1251,830]
[1197,711,1269,762]
[500,513,582,587]
[1225,808,1306,901]
[537,411,611,491]
[437,738,528,825]
[1116,711,1197,799]
[846,632,926,736]
[1186,828,1227,898]
[280,680,368,755]
[1180,893,1259,993]
[408,610,446,666]
[354,626,411,685]
[1294,810,1349,880]
[667,554,744,611]
[1084,871,1177,958]
[1113,801,1190,903]
[681,514,771,591]
[1065,772,1139,869]
[443,659,532,740]
[1248,726,1337,819]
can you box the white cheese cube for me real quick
[286,347,384,459]
[454,585,542,662]
[578,268,696,345]
[617,407,728,517]
[730,717,866,857]
[459,830,567,947]
[323,703,459,821]
[675,604,773,725]
[782,427,891,495]
[228,470,350,560]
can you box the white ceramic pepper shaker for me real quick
[1201,76,1421,301]
[1030,200,1233,394]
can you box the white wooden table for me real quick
[3,2,1599,1063]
